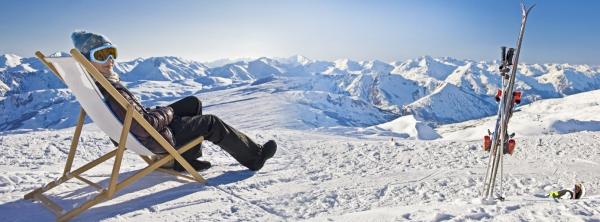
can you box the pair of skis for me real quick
[481,2,535,201]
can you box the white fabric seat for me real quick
[48,57,154,156]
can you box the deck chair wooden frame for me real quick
[24,49,206,222]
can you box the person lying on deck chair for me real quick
[70,30,277,172]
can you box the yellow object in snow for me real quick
[548,191,560,198]
[548,189,573,199]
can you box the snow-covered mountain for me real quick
[1,52,600,132]
[117,56,210,81]
[0,54,23,70]
[0,54,65,97]
[405,82,497,123]
[391,56,464,81]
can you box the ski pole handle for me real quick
[501,46,507,63]
[507,48,515,65]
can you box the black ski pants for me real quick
[167,96,262,169]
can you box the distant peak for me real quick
[49,51,71,58]
[289,54,311,63]
[256,57,271,62]
[1,53,22,60]
[0,53,23,67]
[416,55,435,61]
[417,56,432,67]
[289,54,309,60]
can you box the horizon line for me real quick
[1,51,599,67]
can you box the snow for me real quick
[121,57,209,81]
[391,56,462,82]
[366,115,440,140]
[0,81,9,95]
[275,55,313,67]
[334,59,363,72]
[203,57,256,68]
[0,54,22,68]
[437,88,600,141]
[0,52,599,221]
[246,58,284,79]
[405,82,497,123]
[1,120,598,221]
[48,51,71,58]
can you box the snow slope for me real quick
[369,115,440,140]
[0,116,598,221]
[1,77,599,221]
[405,82,497,123]
[437,88,600,141]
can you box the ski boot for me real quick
[513,91,522,104]
[503,133,516,155]
[483,135,492,151]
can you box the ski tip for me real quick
[521,1,536,17]
[527,4,536,14]
[521,1,536,16]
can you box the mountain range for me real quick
[1,52,599,131]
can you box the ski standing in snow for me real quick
[481,2,535,201]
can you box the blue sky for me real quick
[1,0,598,64]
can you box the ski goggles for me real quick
[89,45,118,64]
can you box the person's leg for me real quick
[162,115,209,171]
[170,114,267,170]
[168,96,202,117]
[168,96,204,161]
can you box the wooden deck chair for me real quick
[24,48,206,221]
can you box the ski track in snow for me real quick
[0,124,599,221]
